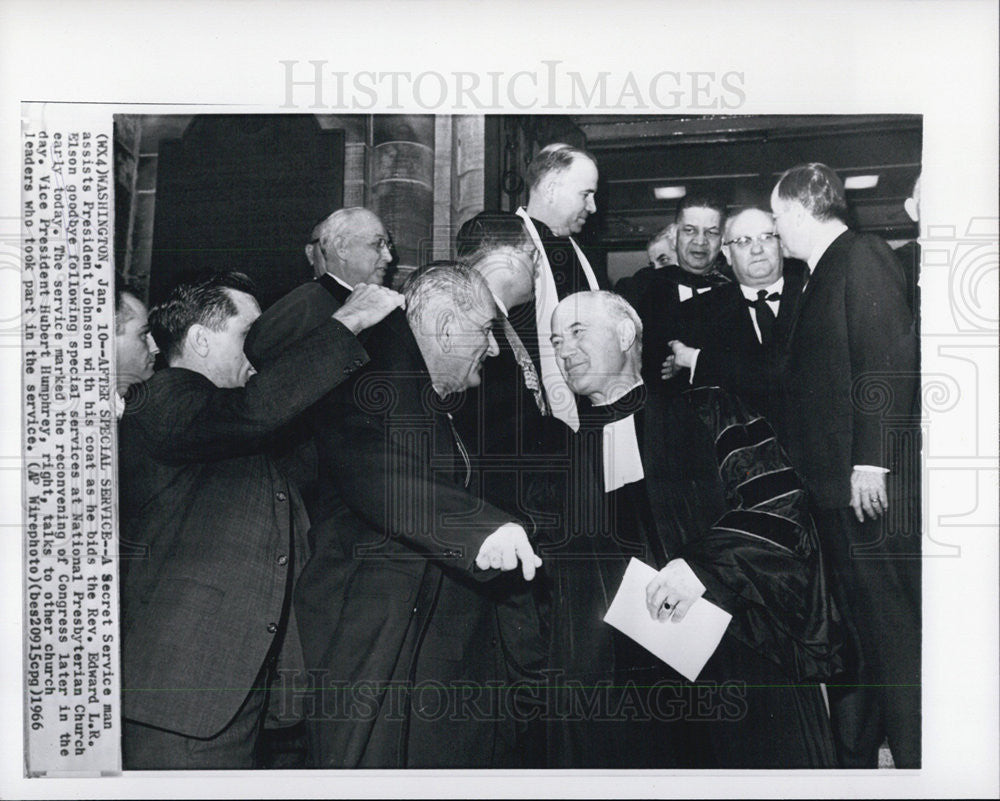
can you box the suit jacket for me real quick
[294,309,535,768]
[681,261,805,426]
[118,314,369,738]
[615,264,729,385]
[244,274,353,522]
[782,230,918,509]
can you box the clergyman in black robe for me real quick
[543,290,843,768]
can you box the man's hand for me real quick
[669,339,698,369]
[645,558,705,622]
[475,523,542,581]
[850,468,888,522]
[660,354,682,380]
[332,284,405,335]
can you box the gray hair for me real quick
[723,206,775,239]
[402,261,491,329]
[312,207,375,245]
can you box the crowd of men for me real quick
[114,145,921,770]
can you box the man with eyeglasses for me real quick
[665,207,805,426]
[305,206,394,298]
[616,195,730,387]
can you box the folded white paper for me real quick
[603,557,732,681]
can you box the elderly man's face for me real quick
[724,209,784,288]
[547,156,598,236]
[647,228,677,269]
[115,292,159,393]
[203,289,260,388]
[674,206,723,275]
[550,293,628,402]
[340,213,392,287]
[435,285,500,396]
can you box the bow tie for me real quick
[744,290,781,306]
[660,264,731,290]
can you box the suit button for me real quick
[275,491,287,502]
[266,622,278,634]
[277,554,288,566]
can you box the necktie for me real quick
[747,289,780,344]
[501,315,548,416]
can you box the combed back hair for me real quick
[311,207,372,245]
[403,261,490,329]
[646,224,674,249]
[593,290,643,347]
[675,193,728,228]
[723,206,774,239]
[525,143,598,193]
[114,275,144,336]
[149,271,258,363]
[774,163,849,223]
[455,211,532,263]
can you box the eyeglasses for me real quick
[723,232,781,249]
[368,236,393,253]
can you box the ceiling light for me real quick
[844,175,879,190]
[653,185,687,200]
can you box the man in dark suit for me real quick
[615,194,731,385]
[452,211,567,529]
[665,207,804,427]
[771,163,920,768]
[273,263,542,768]
[118,271,402,768]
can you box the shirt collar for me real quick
[807,222,848,271]
[739,275,785,300]
[592,379,644,408]
[325,271,354,293]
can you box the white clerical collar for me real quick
[595,379,646,492]
[592,379,644,408]
[739,276,785,300]
[327,271,354,293]
[807,222,848,272]
[115,392,126,420]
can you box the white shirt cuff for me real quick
[687,349,700,383]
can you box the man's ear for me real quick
[436,308,456,353]
[542,173,559,204]
[722,243,734,267]
[616,318,637,352]
[185,324,210,358]
[304,243,316,266]
[331,234,350,262]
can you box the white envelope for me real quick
[603,557,732,681]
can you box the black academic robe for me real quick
[539,384,841,768]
